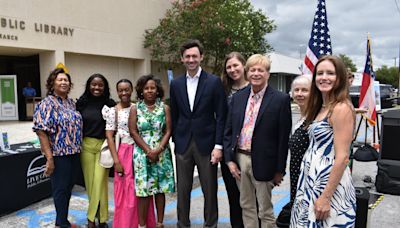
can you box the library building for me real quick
[0,0,171,120]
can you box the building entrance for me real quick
[0,55,40,120]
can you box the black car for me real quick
[349,84,394,109]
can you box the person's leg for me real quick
[93,143,109,224]
[81,138,109,223]
[114,143,135,228]
[221,161,244,228]
[80,137,97,223]
[175,140,195,228]
[138,196,151,226]
[236,153,259,228]
[252,174,275,228]
[193,145,218,228]
[155,193,166,226]
[66,154,79,214]
[51,156,73,228]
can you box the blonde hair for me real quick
[245,54,271,72]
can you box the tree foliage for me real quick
[143,0,276,74]
[375,65,400,88]
[338,54,357,72]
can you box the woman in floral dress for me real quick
[290,56,356,227]
[129,75,175,228]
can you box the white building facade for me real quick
[0,0,171,119]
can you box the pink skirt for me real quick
[113,143,156,228]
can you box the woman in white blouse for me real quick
[103,79,156,228]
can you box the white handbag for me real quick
[99,139,114,168]
[99,107,120,168]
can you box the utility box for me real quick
[380,109,400,161]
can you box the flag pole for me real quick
[398,42,400,97]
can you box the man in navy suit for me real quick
[224,54,292,228]
[170,39,227,228]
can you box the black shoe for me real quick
[98,223,108,228]
[276,202,292,227]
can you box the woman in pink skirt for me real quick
[103,79,156,228]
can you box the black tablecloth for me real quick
[0,143,52,215]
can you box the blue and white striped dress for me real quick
[290,117,356,227]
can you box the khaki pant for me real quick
[236,152,276,228]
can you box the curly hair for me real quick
[76,73,115,111]
[46,68,73,96]
[222,52,247,95]
[135,75,164,100]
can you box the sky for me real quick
[250,0,400,71]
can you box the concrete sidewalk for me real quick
[1,110,400,227]
[0,171,290,228]
[0,160,398,228]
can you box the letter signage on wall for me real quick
[0,75,19,120]
[0,16,74,41]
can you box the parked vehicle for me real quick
[349,84,394,109]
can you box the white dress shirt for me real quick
[186,67,202,111]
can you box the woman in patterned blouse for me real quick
[33,68,82,228]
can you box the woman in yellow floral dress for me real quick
[128,75,175,228]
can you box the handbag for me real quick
[99,107,119,168]
[353,144,379,162]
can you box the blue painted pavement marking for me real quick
[15,191,114,228]
[164,177,290,225]
[14,177,289,227]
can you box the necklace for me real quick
[232,82,249,91]
[145,103,156,108]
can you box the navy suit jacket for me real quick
[170,70,227,155]
[223,85,292,181]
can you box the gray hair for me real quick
[291,75,312,93]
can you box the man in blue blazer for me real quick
[170,39,227,228]
[224,54,292,228]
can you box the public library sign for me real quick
[0,16,74,41]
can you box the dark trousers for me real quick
[50,154,79,228]
[221,161,244,228]
[176,139,218,228]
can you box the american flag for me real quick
[359,36,376,125]
[302,0,332,75]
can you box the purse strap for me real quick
[115,106,118,132]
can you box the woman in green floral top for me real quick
[128,75,175,228]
